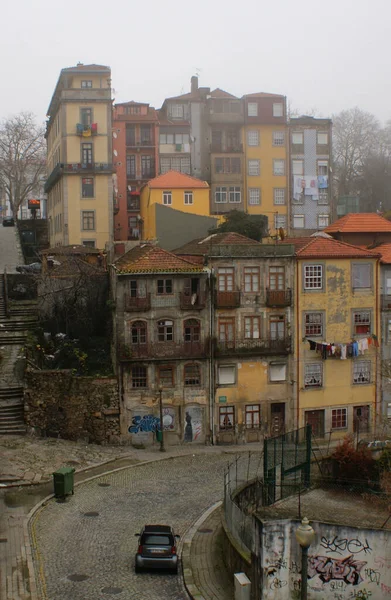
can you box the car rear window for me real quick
[142,535,171,545]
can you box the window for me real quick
[80,108,92,127]
[131,321,147,345]
[218,267,234,291]
[270,315,285,340]
[269,363,287,382]
[304,363,322,388]
[184,191,193,205]
[304,265,323,290]
[305,313,323,337]
[318,214,329,228]
[215,187,227,203]
[219,406,235,430]
[274,189,286,205]
[130,280,138,297]
[293,215,305,229]
[126,125,136,146]
[218,365,236,385]
[273,159,285,175]
[157,279,172,294]
[244,267,259,292]
[317,132,328,145]
[184,364,201,386]
[81,80,92,88]
[244,316,260,339]
[353,311,371,335]
[158,365,174,387]
[292,160,304,175]
[163,191,172,205]
[248,188,260,205]
[126,155,136,178]
[317,160,328,176]
[214,157,241,174]
[229,187,241,203]
[247,130,259,146]
[269,266,285,291]
[169,104,184,119]
[157,319,173,342]
[81,143,93,164]
[353,361,371,384]
[352,264,372,290]
[82,177,94,198]
[248,160,260,176]
[245,405,260,429]
[82,240,95,247]
[318,191,329,205]
[273,103,283,117]
[292,132,303,145]
[131,366,147,388]
[184,319,200,342]
[274,214,287,230]
[332,408,347,429]
[248,103,258,117]
[219,317,235,342]
[273,131,285,146]
[81,210,95,230]
[141,155,154,177]
[125,105,141,115]
[140,125,151,144]
[387,277,391,295]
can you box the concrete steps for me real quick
[0,387,25,434]
[0,334,27,345]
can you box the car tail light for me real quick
[138,545,143,554]
[171,545,177,555]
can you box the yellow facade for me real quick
[297,257,380,439]
[243,125,288,234]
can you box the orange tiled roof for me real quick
[147,171,209,189]
[114,244,205,274]
[279,237,314,251]
[296,237,381,259]
[174,232,262,255]
[324,213,391,233]
[376,243,391,264]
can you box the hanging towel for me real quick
[360,338,369,353]
[352,341,359,357]
[340,344,347,359]
[318,175,328,189]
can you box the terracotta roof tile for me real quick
[147,171,209,189]
[174,233,261,255]
[279,237,314,251]
[114,244,205,274]
[324,213,391,233]
[42,245,101,255]
[296,237,381,259]
[376,243,391,264]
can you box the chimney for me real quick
[191,76,198,94]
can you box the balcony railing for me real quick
[124,294,151,312]
[118,340,207,361]
[45,162,113,193]
[215,337,291,357]
[266,289,292,308]
[180,291,206,310]
[382,294,391,310]
[215,290,241,308]
[126,140,154,148]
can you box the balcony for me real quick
[180,291,206,310]
[124,294,151,312]
[118,340,207,361]
[76,123,98,136]
[126,140,154,148]
[215,337,291,357]
[45,162,113,193]
[266,289,292,308]
[215,291,241,308]
[382,295,391,310]
[210,143,243,153]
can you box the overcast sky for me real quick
[2,0,390,126]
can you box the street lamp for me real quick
[158,385,166,453]
[295,517,315,600]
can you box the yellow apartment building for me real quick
[45,63,113,248]
[295,236,380,439]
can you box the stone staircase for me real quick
[0,386,25,434]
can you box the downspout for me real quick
[296,259,300,428]
[208,268,215,444]
[375,257,379,431]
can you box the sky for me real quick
[1,0,390,126]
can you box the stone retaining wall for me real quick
[25,370,120,444]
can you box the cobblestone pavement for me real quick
[30,453,261,600]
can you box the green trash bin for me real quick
[156,429,163,442]
[53,467,75,498]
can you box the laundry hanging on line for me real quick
[306,336,377,360]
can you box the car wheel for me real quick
[171,566,178,575]
[135,564,141,574]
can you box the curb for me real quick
[181,500,222,600]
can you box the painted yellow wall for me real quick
[65,103,109,137]
[66,175,111,247]
[71,75,109,89]
[297,257,379,436]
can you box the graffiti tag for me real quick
[348,589,372,600]
[375,556,391,569]
[308,554,367,586]
[270,577,287,590]
[364,568,380,585]
[290,560,301,574]
[381,583,391,596]
[320,536,372,556]
[330,581,346,592]
[128,414,160,433]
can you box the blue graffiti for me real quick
[129,414,160,434]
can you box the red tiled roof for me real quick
[296,237,381,259]
[279,237,314,251]
[42,245,102,255]
[210,88,237,99]
[174,232,262,255]
[376,243,391,264]
[147,171,209,189]
[324,213,391,233]
[62,64,110,72]
[114,244,205,274]
[243,92,284,99]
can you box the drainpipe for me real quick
[296,259,300,428]
[208,268,215,445]
[375,258,379,432]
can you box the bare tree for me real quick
[0,112,46,216]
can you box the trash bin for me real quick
[156,429,163,442]
[53,467,75,498]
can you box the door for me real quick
[305,410,325,438]
[271,403,285,436]
[353,405,370,433]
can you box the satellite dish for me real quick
[113,132,117,139]
[113,149,118,157]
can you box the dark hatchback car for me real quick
[135,525,180,574]
[2,216,15,227]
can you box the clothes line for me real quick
[305,335,378,360]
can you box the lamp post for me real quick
[158,385,165,452]
[295,517,315,600]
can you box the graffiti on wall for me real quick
[184,406,202,442]
[308,555,367,585]
[320,536,372,556]
[162,407,175,431]
[128,414,159,434]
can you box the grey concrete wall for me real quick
[155,204,217,251]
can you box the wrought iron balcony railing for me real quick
[215,336,291,357]
[265,289,292,307]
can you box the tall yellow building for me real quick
[294,236,380,439]
[45,63,113,248]
[242,93,288,236]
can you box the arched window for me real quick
[157,319,173,342]
[184,319,200,343]
[131,321,147,345]
[184,363,201,386]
